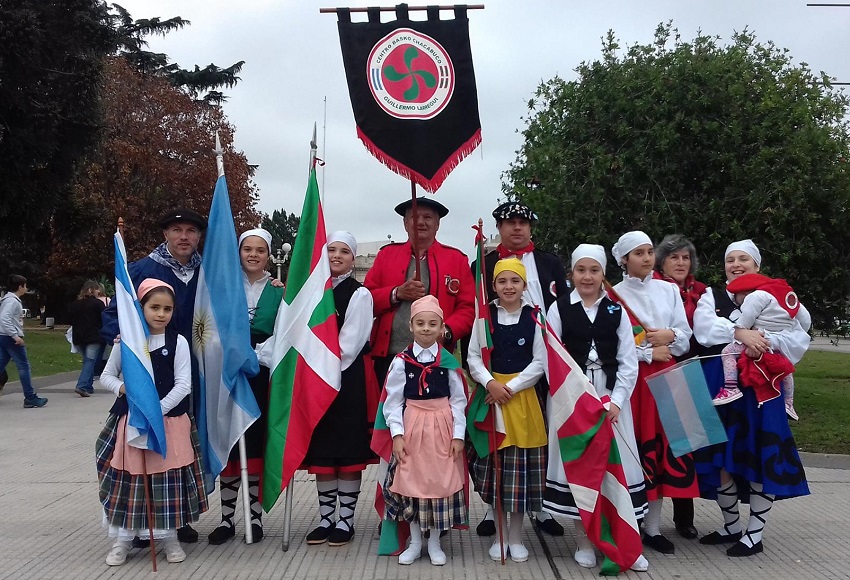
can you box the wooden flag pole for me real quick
[410,180,420,281]
[602,279,649,331]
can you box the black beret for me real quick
[394,197,449,218]
[492,201,537,223]
[156,208,208,231]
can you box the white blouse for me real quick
[101,333,192,414]
[332,274,374,371]
[613,273,692,363]
[383,342,467,440]
[546,290,639,410]
[467,299,545,395]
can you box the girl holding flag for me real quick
[467,257,547,564]
[609,231,698,555]
[97,279,207,566]
[543,244,649,571]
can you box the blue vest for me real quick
[402,346,451,400]
[489,304,536,375]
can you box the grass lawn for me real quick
[790,350,850,455]
[3,321,81,382]
[4,324,849,454]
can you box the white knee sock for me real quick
[643,499,663,537]
[247,476,262,526]
[741,482,773,547]
[483,505,494,521]
[574,520,594,552]
[508,512,524,545]
[336,477,361,532]
[315,479,338,529]
[715,480,742,536]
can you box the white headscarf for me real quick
[328,230,357,256]
[571,243,607,270]
[611,231,653,268]
[724,239,762,267]
[238,228,273,252]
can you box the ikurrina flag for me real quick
[336,4,481,192]
[466,222,506,457]
[262,167,341,512]
[113,230,166,457]
[192,173,261,489]
[645,359,727,457]
[543,319,643,575]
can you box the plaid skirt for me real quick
[468,444,545,514]
[383,458,467,531]
[96,413,209,530]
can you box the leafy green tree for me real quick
[505,24,850,327]
[261,209,301,279]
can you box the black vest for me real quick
[402,346,451,400]
[334,276,370,357]
[489,304,536,375]
[557,296,621,391]
[702,287,739,356]
[109,329,189,417]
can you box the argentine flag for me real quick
[114,231,167,457]
[193,173,260,488]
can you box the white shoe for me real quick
[631,554,649,572]
[574,547,597,568]
[105,545,128,566]
[509,543,529,563]
[398,543,422,565]
[429,545,446,566]
[713,387,743,406]
[489,541,506,561]
[164,541,186,563]
[786,403,799,421]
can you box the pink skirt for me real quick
[111,414,195,475]
[388,398,465,499]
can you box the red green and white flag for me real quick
[466,222,506,457]
[262,167,341,512]
[543,316,643,575]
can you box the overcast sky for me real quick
[115,0,849,255]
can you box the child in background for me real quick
[97,279,207,566]
[716,273,800,420]
[467,258,547,563]
[382,295,467,566]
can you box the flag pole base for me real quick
[281,476,295,551]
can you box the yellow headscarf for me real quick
[493,258,527,283]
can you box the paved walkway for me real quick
[1,374,848,580]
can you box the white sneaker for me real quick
[713,387,743,406]
[488,540,506,561]
[631,554,649,572]
[574,547,597,568]
[105,545,128,566]
[398,543,422,565]
[509,543,529,563]
[164,541,186,563]
[786,403,799,421]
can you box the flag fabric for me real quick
[262,167,341,512]
[192,174,261,487]
[543,317,643,575]
[113,230,167,457]
[466,222,506,458]
[645,359,728,457]
[336,5,481,192]
[604,281,647,345]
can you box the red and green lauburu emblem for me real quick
[367,28,455,120]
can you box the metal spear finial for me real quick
[214,130,224,178]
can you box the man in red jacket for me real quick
[364,197,475,384]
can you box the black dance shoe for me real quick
[642,533,675,554]
[699,531,742,545]
[727,540,763,557]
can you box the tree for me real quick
[505,24,850,328]
[261,209,301,279]
[0,0,115,277]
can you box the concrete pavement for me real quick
[1,374,848,580]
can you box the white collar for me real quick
[569,288,605,307]
[331,269,354,288]
[412,341,439,358]
[490,296,532,313]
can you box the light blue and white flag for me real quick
[646,359,727,457]
[114,230,167,457]
[193,173,261,487]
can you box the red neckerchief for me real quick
[652,271,706,326]
[399,347,441,396]
[497,241,535,259]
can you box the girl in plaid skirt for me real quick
[383,296,468,566]
[97,279,207,566]
[467,258,547,563]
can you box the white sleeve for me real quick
[667,286,693,357]
[448,369,468,440]
[693,289,734,347]
[338,287,373,371]
[735,291,772,330]
[467,316,495,388]
[611,311,639,410]
[763,316,811,365]
[100,343,124,396]
[383,356,407,438]
[505,322,545,394]
[545,302,563,339]
[796,303,812,333]
[160,335,192,414]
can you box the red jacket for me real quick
[364,240,475,357]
